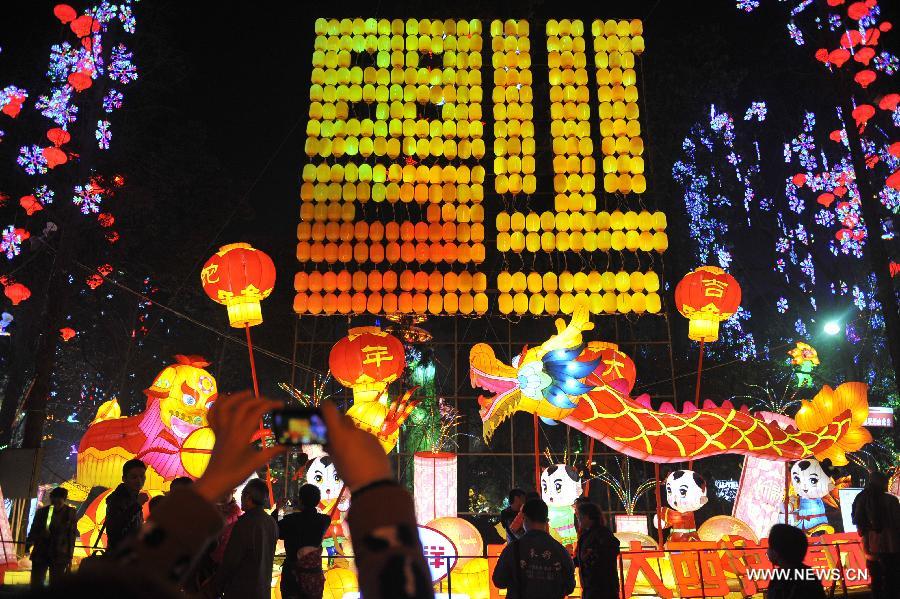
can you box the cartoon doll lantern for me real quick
[76,355,217,491]
[306,455,350,555]
[656,470,708,542]
[540,464,582,546]
[786,458,835,535]
[201,243,276,328]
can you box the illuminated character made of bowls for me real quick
[329,327,417,452]
[674,266,741,342]
[76,355,217,491]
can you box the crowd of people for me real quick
[18,388,900,598]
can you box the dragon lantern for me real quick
[470,301,872,465]
[75,355,217,491]
[328,327,418,452]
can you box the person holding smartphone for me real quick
[57,393,434,599]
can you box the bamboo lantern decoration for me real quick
[414,451,458,523]
[674,266,741,342]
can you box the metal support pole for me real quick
[245,324,274,506]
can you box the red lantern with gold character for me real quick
[329,327,405,403]
[201,243,276,328]
[674,266,741,342]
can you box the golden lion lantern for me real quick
[76,355,217,491]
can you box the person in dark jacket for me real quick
[765,523,826,599]
[276,483,331,599]
[493,498,576,599]
[203,478,277,599]
[26,486,78,589]
[105,458,149,551]
[575,501,620,599]
[500,489,526,543]
[851,471,900,599]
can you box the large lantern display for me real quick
[75,355,217,491]
[470,301,872,464]
[201,243,276,328]
[414,451,458,523]
[674,266,741,342]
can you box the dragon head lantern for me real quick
[329,327,405,404]
[146,354,218,439]
[470,303,600,440]
[201,243,276,328]
[675,266,741,342]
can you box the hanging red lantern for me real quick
[201,243,276,328]
[97,264,113,277]
[98,213,115,227]
[855,70,876,88]
[59,327,77,341]
[86,274,104,289]
[853,46,876,65]
[879,94,899,111]
[675,266,742,342]
[852,104,875,129]
[887,169,900,190]
[19,195,43,215]
[847,1,869,21]
[14,228,29,241]
[68,71,93,92]
[47,128,71,147]
[43,147,68,168]
[4,283,31,305]
[53,4,77,23]
[328,327,405,402]
[791,173,807,186]
[828,48,851,67]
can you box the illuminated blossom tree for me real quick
[0,2,139,451]
[730,0,899,389]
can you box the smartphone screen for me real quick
[271,408,328,446]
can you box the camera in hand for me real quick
[271,408,328,446]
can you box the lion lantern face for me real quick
[146,356,217,439]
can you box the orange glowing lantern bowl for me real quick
[201,243,276,328]
[674,266,741,342]
[329,327,405,403]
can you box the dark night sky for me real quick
[0,0,851,382]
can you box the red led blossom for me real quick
[98,213,115,227]
[19,195,43,215]
[855,70,876,88]
[47,128,71,147]
[53,4,77,23]
[70,14,99,38]
[67,71,93,92]
[86,274,103,289]
[43,147,68,168]
[59,327,77,341]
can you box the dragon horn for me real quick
[535,298,594,360]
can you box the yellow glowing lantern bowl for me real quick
[688,319,720,343]
[225,294,264,328]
